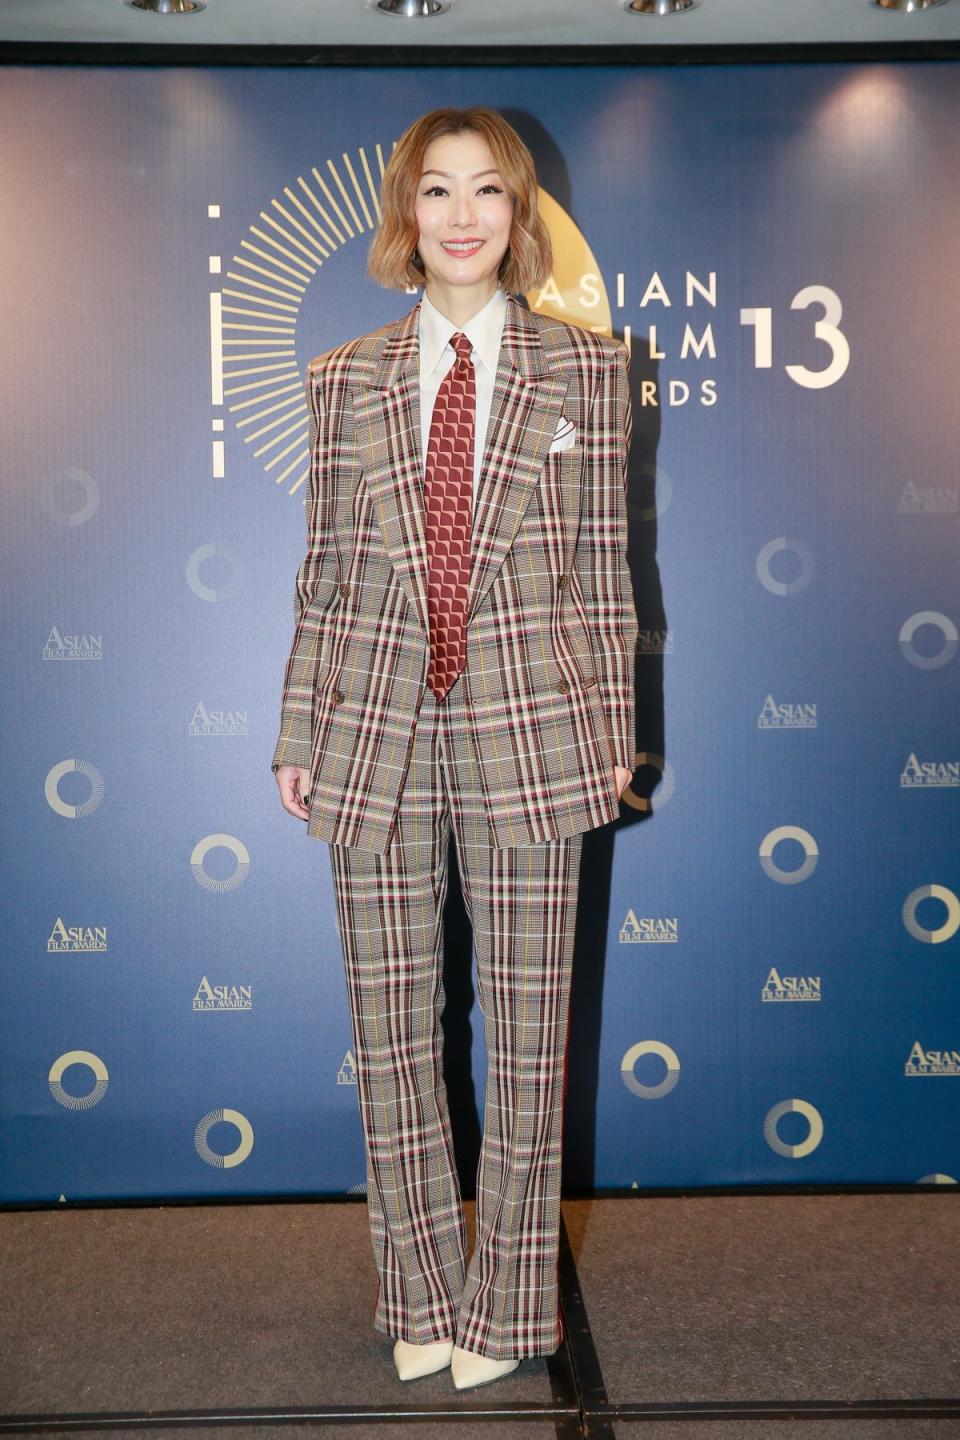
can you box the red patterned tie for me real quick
[424,330,475,700]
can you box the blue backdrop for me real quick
[2,60,957,1202]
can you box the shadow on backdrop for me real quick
[440,109,668,1198]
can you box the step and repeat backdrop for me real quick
[2,60,957,1204]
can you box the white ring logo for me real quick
[760,825,818,884]
[621,753,676,815]
[902,884,960,944]
[194,1108,254,1168]
[186,543,243,603]
[190,833,251,892]
[45,760,105,818]
[621,1041,680,1098]
[764,1099,823,1157]
[42,466,100,527]
[757,538,815,596]
[899,611,958,670]
[49,1050,109,1109]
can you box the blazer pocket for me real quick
[542,442,583,471]
[548,429,578,455]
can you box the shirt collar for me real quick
[418,286,508,382]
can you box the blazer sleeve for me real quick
[271,364,338,773]
[576,340,638,774]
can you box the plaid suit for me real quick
[271,291,637,850]
[273,292,636,1360]
[328,672,584,1359]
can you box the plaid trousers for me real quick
[328,667,583,1361]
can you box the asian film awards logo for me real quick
[900,754,960,788]
[638,628,673,654]
[47,918,107,952]
[619,910,678,943]
[193,977,253,1011]
[897,480,957,514]
[758,694,817,729]
[904,1043,960,1077]
[762,967,821,1001]
[42,625,102,660]
[188,702,248,737]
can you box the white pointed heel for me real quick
[392,1336,455,1380]
[450,1343,520,1389]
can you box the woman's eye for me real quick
[421,184,503,196]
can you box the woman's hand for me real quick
[275,764,311,820]
[614,764,633,798]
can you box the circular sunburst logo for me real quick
[218,145,611,499]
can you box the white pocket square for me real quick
[548,417,578,453]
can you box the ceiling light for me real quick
[872,0,948,10]
[126,0,207,13]
[376,0,450,15]
[624,0,698,13]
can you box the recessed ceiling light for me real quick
[624,0,699,13]
[376,0,450,16]
[872,0,948,9]
[126,0,207,14]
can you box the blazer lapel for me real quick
[467,297,569,624]
[351,291,569,638]
[351,300,428,632]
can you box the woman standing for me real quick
[273,106,636,1390]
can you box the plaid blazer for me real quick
[272,291,637,852]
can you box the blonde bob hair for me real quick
[367,106,553,295]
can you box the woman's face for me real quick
[414,130,514,290]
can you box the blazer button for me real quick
[331,689,344,704]
[338,583,351,598]
[556,678,570,694]
[583,674,598,687]
[558,575,567,589]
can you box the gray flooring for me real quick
[568,1193,960,1404]
[0,1192,957,1434]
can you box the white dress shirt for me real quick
[418,285,508,504]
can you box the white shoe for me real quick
[392,1336,454,1380]
[451,1343,520,1389]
